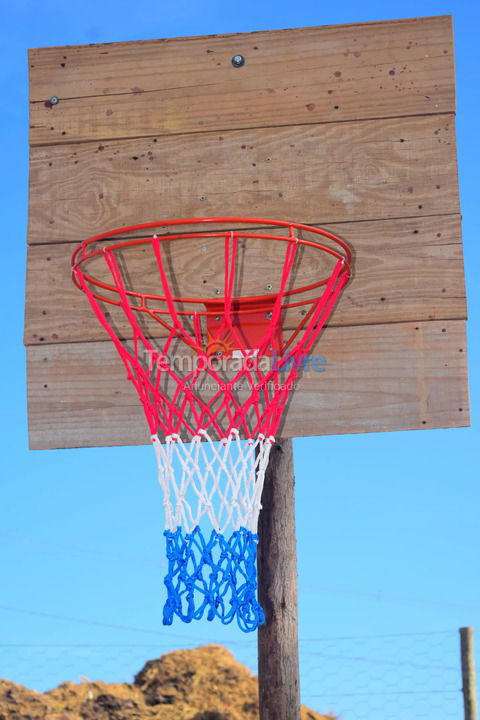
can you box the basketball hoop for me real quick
[71,217,352,631]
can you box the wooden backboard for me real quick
[25,15,469,449]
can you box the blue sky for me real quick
[1,0,478,716]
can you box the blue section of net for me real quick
[162,525,265,633]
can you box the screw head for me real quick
[266,311,273,320]
[215,350,223,357]
[199,195,206,201]
[215,288,221,295]
[215,316,220,321]
[231,54,245,68]
[266,283,273,291]
[49,96,60,105]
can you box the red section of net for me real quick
[73,224,350,441]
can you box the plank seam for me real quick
[29,51,454,105]
[26,213,463,247]
[28,110,456,149]
[23,315,469,349]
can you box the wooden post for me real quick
[460,627,478,720]
[257,438,301,720]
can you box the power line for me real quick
[0,605,202,643]
[0,604,460,645]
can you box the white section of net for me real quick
[152,429,274,534]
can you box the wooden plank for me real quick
[26,319,470,449]
[258,439,300,720]
[28,17,454,146]
[460,628,479,720]
[24,215,466,346]
[27,114,460,245]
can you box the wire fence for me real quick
[299,630,463,719]
[0,630,467,719]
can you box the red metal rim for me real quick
[71,217,352,312]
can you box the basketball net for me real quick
[72,219,351,632]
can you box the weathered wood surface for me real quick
[28,16,454,146]
[26,319,469,449]
[25,17,467,448]
[24,215,465,346]
[258,439,300,720]
[27,114,459,245]
[460,627,478,720]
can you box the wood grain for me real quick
[27,114,459,245]
[26,319,470,449]
[24,215,466,346]
[28,17,454,146]
[25,17,467,449]
[258,439,300,720]
[459,627,478,720]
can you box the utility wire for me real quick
[0,604,460,655]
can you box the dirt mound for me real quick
[0,644,334,720]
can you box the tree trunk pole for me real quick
[257,438,301,720]
[460,627,478,720]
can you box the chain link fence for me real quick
[299,630,464,719]
[0,629,472,719]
